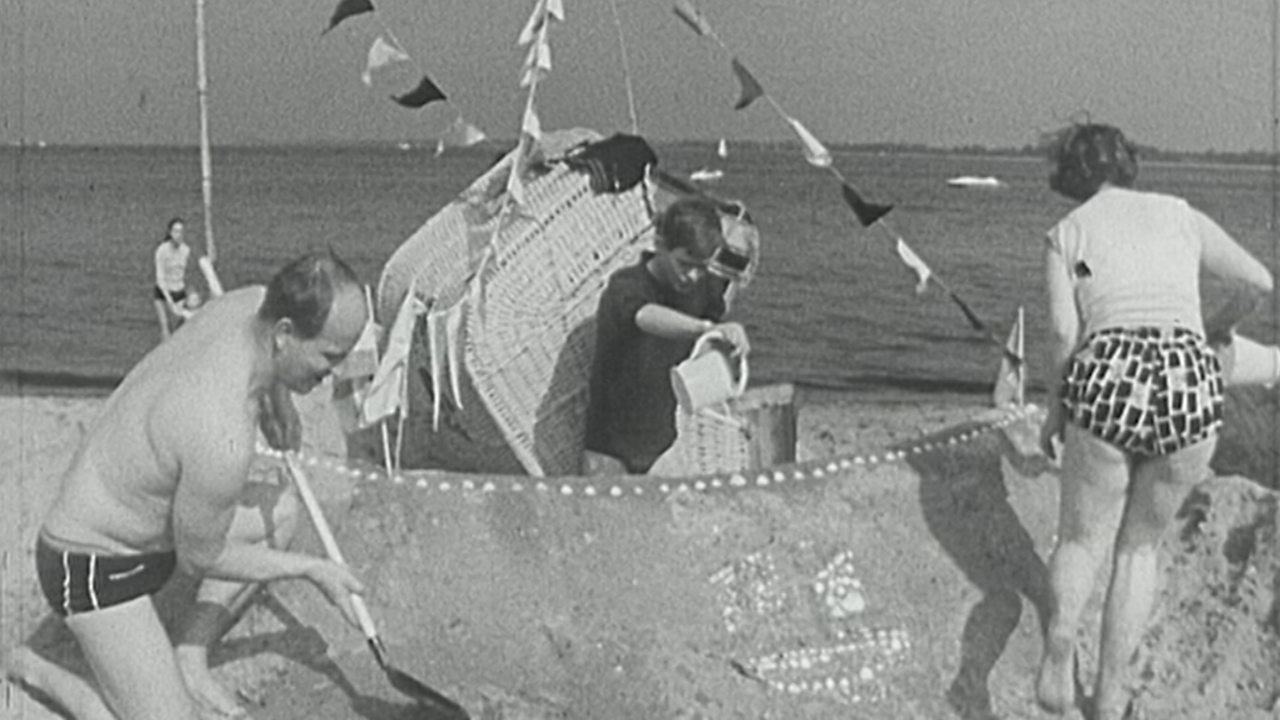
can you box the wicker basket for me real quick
[650,383,797,476]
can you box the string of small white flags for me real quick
[505,0,565,206]
[323,0,488,156]
[672,0,1021,365]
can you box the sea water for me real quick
[1,142,1277,398]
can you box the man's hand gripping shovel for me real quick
[283,453,469,720]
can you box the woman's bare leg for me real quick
[154,299,172,341]
[1094,437,1215,720]
[1037,425,1129,714]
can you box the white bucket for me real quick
[1218,334,1280,388]
[670,332,749,414]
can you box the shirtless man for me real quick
[8,251,369,719]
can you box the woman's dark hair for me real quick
[656,197,723,259]
[258,251,360,339]
[164,217,185,241]
[1047,123,1138,201]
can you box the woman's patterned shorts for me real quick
[1061,327,1224,455]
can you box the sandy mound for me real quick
[5,393,1277,720]
[231,408,1278,720]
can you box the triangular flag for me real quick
[323,0,374,34]
[445,303,464,409]
[520,39,553,87]
[521,105,542,139]
[895,238,932,294]
[361,288,425,427]
[784,115,832,168]
[506,144,528,206]
[426,309,445,431]
[840,183,893,227]
[333,315,381,381]
[992,307,1026,407]
[436,116,486,156]
[331,310,381,434]
[362,36,410,86]
[730,58,765,110]
[391,75,447,108]
[673,0,714,37]
[518,0,558,46]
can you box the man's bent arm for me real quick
[171,421,318,583]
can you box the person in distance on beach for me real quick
[584,197,751,475]
[7,251,370,720]
[1035,123,1274,719]
[154,217,193,341]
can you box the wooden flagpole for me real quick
[195,0,216,264]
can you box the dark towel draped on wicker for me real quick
[564,133,659,194]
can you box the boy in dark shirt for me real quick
[584,198,750,474]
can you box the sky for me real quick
[1,0,1276,152]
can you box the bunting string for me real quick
[504,0,560,206]
[322,0,488,154]
[670,0,1020,365]
[609,0,641,134]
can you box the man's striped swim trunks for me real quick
[36,534,177,616]
[1061,326,1224,456]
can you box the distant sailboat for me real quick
[716,137,728,158]
[945,175,1003,188]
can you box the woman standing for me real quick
[153,217,192,340]
[1035,124,1273,719]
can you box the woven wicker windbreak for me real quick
[379,129,658,475]
[376,128,779,477]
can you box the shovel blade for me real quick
[385,666,469,720]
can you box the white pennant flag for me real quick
[362,36,410,86]
[445,302,464,408]
[784,115,833,168]
[360,287,426,427]
[517,0,548,46]
[895,238,933,294]
[520,39,553,87]
[426,309,445,430]
[436,117,487,156]
[521,104,542,140]
[506,152,527,206]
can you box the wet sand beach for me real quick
[2,387,1276,719]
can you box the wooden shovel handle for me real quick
[283,453,380,642]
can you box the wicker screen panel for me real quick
[467,165,655,475]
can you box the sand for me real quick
[1,387,1276,720]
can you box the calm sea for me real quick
[2,142,1278,399]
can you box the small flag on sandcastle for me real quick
[992,306,1025,408]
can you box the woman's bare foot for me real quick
[175,644,248,718]
[1036,634,1076,714]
